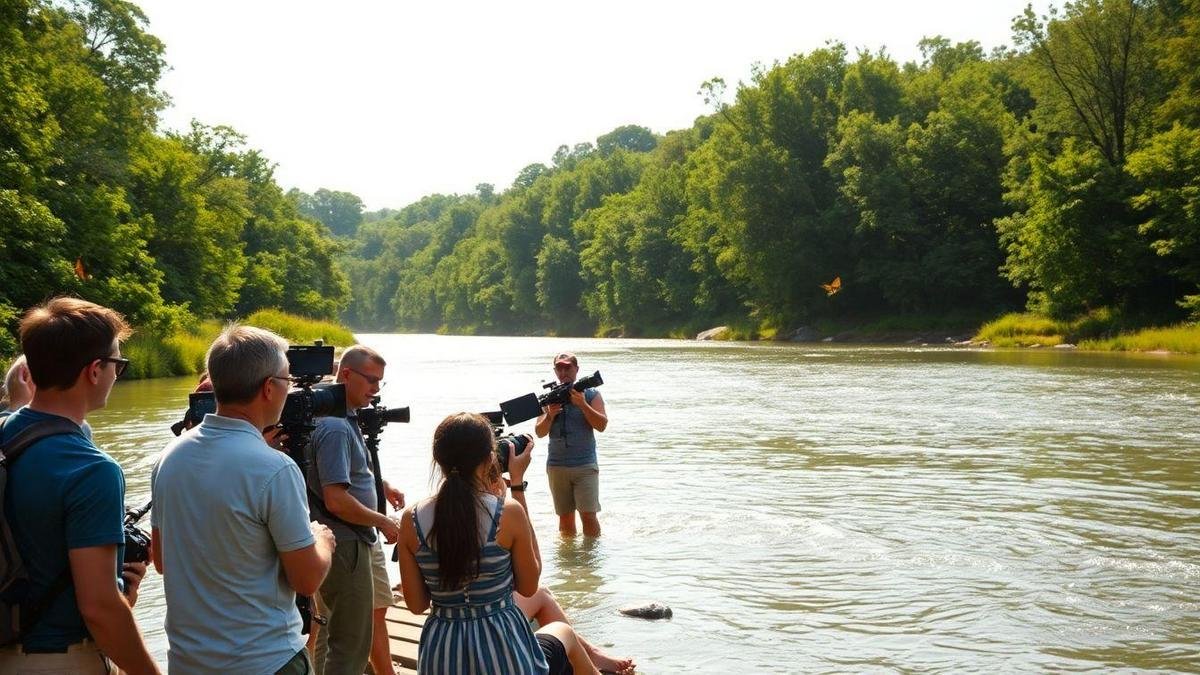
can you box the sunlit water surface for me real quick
[92,337,1200,673]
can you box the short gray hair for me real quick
[206,325,288,404]
[1,355,26,407]
[339,345,386,371]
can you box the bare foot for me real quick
[588,646,635,675]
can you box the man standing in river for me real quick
[535,352,608,536]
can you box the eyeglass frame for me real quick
[344,366,385,387]
[94,356,130,378]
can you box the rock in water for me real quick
[618,602,673,620]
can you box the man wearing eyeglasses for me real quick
[306,345,404,675]
[0,298,159,674]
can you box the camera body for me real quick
[123,502,151,564]
[279,343,347,442]
[482,411,530,474]
[356,396,410,437]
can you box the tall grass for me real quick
[1079,325,1200,353]
[122,310,355,380]
[245,309,355,347]
[976,309,1200,353]
[974,313,1070,347]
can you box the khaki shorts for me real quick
[0,640,114,673]
[547,464,601,515]
[370,538,393,609]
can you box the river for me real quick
[91,336,1200,673]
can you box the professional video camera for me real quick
[357,396,410,438]
[493,370,604,426]
[123,500,152,564]
[481,411,531,474]
[537,370,604,408]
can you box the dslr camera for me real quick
[481,411,531,474]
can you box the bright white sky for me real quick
[136,0,1044,210]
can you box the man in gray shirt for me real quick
[152,326,335,674]
[307,345,403,675]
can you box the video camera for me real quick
[357,396,410,438]
[493,370,604,427]
[537,370,603,408]
[123,500,152,564]
[481,411,531,474]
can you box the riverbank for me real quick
[691,310,1200,355]
[0,309,355,382]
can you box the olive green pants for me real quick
[314,538,373,675]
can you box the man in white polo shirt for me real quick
[151,326,336,674]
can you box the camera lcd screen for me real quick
[286,345,334,379]
[189,392,216,417]
[500,393,542,427]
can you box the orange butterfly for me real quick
[820,276,841,296]
[74,257,90,281]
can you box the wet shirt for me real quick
[0,408,125,652]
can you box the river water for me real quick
[92,336,1199,673]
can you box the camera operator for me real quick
[306,345,404,675]
[535,352,608,537]
[0,298,158,674]
[151,326,335,674]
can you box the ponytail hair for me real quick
[429,412,497,591]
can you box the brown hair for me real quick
[19,297,132,390]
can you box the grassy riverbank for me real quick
[119,309,355,380]
[974,311,1200,354]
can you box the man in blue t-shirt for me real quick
[0,298,159,674]
[535,351,609,537]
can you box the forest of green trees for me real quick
[3,0,1200,353]
[0,0,348,357]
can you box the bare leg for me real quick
[537,621,600,675]
[580,511,601,537]
[517,587,635,675]
[369,607,395,675]
[558,512,577,535]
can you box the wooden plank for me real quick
[384,602,427,671]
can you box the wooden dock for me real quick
[381,603,426,674]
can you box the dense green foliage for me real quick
[339,1,1200,337]
[0,0,349,357]
[5,0,1199,351]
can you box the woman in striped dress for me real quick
[396,413,598,674]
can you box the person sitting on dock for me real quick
[396,413,600,674]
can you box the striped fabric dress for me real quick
[412,493,549,674]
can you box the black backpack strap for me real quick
[0,415,83,636]
[0,417,82,467]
